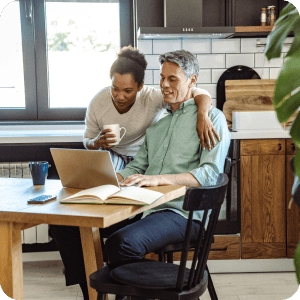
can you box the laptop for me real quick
[50,148,119,189]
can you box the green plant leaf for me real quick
[286,19,300,58]
[273,57,300,106]
[295,241,300,284]
[265,4,299,60]
[274,90,300,123]
[295,149,300,182]
[276,4,298,26]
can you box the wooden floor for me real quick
[22,260,299,300]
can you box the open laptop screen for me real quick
[50,148,119,189]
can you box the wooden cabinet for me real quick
[240,139,286,259]
[286,139,300,258]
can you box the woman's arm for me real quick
[147,86,220,150]
[84,129,117,150]
[192,88,220,151]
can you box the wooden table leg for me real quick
[0,221,23,300]
[80,227,100,300]
[92,228,105,270]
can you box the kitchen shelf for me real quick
[235,26,274,32]
[233,26,294,38]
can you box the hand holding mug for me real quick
[103,124,126,145]
[93,129,116,149]
[93,124,126,148]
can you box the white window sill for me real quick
[0,124,85,144]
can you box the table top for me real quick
[0,178,186,228]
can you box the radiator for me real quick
[0,162,50,244]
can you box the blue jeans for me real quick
[105,210,201,265]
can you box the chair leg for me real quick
[158,252,165,262]
[166,252,173,263]
[206,265,218,300]
[97,293,107,300]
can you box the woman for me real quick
[50,46,218,300]
[83,46,219,173]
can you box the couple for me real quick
[50,48,231,300]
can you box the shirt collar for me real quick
[166,98,195,115]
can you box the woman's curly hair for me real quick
[110,46,147,86]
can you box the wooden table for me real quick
[0,178,185,300]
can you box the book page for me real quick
[62,184,120,202]
[107,186,163,205]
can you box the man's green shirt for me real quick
[119,99,231,221]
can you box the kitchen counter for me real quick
[0,125,291,144]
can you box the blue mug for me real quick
[29,161,49,185]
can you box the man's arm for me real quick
[119,172,200,188]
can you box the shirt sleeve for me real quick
[83,99,102,140]
[189,110,231,186]
[191,87,211,98]
[118,136,150,179]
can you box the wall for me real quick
[137,37,293,107]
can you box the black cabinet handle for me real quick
[292,143,296,151]
[278,144,282,151]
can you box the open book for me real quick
[60,184,164,205]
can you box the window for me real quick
[0,0,134,121]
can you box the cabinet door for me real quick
[240,139,286,259]
[286,139,300,258]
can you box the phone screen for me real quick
[27,195,56,204]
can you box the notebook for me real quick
[50,148,119,189]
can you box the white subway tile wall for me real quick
[145,54,160,69]
[212,69,226,83]
[270,68,282,79]
[254,68,270,79]
[144,70,153,85]
[153,40,182,54]
[255,53,284,68]
[226,53,255,68]
[212,39,240,53]
[182,39,211,53]
[137,37,291,105]
[137,40,153,54]
[197,69,211,84]
[197,54,226,69]
[153,69,161,85]
[241,38,268,53]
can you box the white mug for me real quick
[103,124,126,145]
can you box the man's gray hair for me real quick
[159,50,199,79]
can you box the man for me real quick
[50,49,230,300]
[105,49,231,268]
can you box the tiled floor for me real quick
[22,260,299,300]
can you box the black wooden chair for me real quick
[154,157,231,300]
[89,173,229,300]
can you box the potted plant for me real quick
[265,2,300,285]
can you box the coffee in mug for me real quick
[103,124,126,145]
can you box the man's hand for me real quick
[197,113,220,151]
[92,129,117,149]
[120,174,161,188]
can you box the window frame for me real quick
[0,0,135,122]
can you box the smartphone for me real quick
[27,195,57,204]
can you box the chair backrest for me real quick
[176,173,229,292]
[224,157,231,175]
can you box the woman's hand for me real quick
[120,174,161,188]
[197,113,220,151]
[93,129,117,149]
